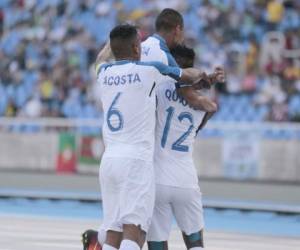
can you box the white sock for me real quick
[189,247,204,250]
[102,244,118,250]
[119,239,140,250]
[97,228,106,245]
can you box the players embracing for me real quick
[82,8,225,250]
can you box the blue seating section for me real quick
[0,0,299,127]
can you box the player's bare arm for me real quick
[95,40,113,66]
[208,66,226,87]
[177,86,218,112]
[178,66,225,110]
[192,66,226,90]
[179,68,212,88]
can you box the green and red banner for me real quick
[78,136,104,173]
[56,133,77,173]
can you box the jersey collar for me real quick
[97,60,134,75]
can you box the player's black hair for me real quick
[170,45,195,68]
[109,24,138,59]
[109,23,138,41]
[155,8,184,32]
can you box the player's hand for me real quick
[95,40,113,65]
[209,66,226,85]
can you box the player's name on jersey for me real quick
[102,74,141,86]
[165,88,188,107]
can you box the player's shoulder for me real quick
[97,60,135,76]
[141,36,159,54]
[95,62,110,76]
[142,36,168,64]
[147,34,178,67]
[96,61,114,76]
[142,36,159,47]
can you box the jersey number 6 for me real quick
[107,92,124,132]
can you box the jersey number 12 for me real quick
[161,106,194,152]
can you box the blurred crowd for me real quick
[0,0,299,122]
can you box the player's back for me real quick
[98,61,157,161]
[97,60,182,162]
[155,82,206,188]
[142,34,205,188]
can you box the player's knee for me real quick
[147,241,168,250]
[182,230,204,249]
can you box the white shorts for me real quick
[99,156,155,233]
[147,184,204,241]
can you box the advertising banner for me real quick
[77,136,104,174]
[223,129,260,179]
[56,132,77,173]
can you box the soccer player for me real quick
[147,45,216,250]
[95,24,212,250]
[141,8,224,106]
[140,9,224,250]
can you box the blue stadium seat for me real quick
[1,30,23,55]
[15,84,29,108]
[258,105,269,121]
[0,0,298,124]
[288,95,300,116]
[82,103,99,118]
[0,85,8,115]
[62,99,82,118]
[0,0,10,8]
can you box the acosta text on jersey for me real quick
[102,74,141,86]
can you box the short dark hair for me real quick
[109,24,138,58]
[170,45,195,68]
[109,24,137,41]
[155,8,183,32]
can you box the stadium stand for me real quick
[0,0,299,122]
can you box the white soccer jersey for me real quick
[142,34,205,188]
[97,60,182,162]
[141,34,179,67]
[155,82,206,188]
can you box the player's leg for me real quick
[100,157,124,249]
[171,187,205,249]
[182,230,204,250]
[103,230,122,250]
[119,224,144,250]
[147,184,173,250]
[82,161,108,250]
[81,226,145,250]
[119,159,155,250]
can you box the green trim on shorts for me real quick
[187,231,202,242]
[148,241,164,250]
